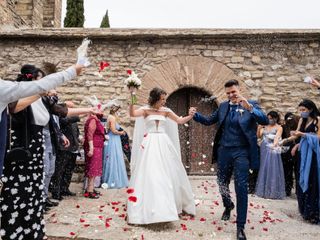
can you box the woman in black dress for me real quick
[0,65,76,240]
[282,99,320,224]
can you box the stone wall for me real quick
[1,29,320,133]
[43,0,62,27]
[0,0,62,29]
[14,0,44,27]
[0,0,28,29]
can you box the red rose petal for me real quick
[127,69,132,75]
[105,222,110,228]
[126,188,135,194]
[80,218,85,223]
[199,217,206,222]
[70,232,76,236]
[180,223,187,230]
[128,196,137,202]
[263,227,268,231]
[76,205,80,208]
[99,61,110,72]
[84,224,90,227]
[111,201,120,205]
[217,226,223,231]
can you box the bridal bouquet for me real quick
[76,38,91,67]
[124,70,141,104]
[124,70,142,89]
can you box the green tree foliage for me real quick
[64,0,85,27]
[100,10,110,28]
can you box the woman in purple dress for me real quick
[256,111,286,199]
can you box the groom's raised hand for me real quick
[236,94,253,111]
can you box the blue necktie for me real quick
[229,105,237,122]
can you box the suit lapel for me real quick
[220,101,229,124]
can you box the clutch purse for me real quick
[6,114,32,163]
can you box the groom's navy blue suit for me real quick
[193,100,268,229]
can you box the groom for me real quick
[190,79,268,240]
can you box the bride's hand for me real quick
[189,107,197,116]
[129,86,136,94]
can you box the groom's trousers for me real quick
[217,145,249,229]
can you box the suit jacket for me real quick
[193,100,269,170]
[59,116,80,152]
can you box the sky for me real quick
[61,0,320,28]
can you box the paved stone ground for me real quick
[46,176,319,240]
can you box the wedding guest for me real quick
[309,76,320,89]
[0,63,83,182]
[119,127,131,163]
[83,99,105,199]
[102,100,128,189]
[51,106,80,199]
[255,111,286,199]
[282,99,320,224]
[0,63,83,240]
[281,112,299,196]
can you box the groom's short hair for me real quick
[224,79,239,88]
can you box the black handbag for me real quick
[6,114,32,163]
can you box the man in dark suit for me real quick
[190,79,268,240]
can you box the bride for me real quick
[127,87,196,224]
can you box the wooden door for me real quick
[166,87,218,175]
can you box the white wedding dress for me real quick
[127,113,196,224]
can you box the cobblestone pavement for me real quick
[46,176,320,240]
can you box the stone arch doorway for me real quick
[166,87,218,174]
[139,56,247,174]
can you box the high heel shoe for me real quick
[84,191,99,199]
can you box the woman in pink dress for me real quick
[83,112,105,199]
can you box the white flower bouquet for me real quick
[124,70,142,89]
[124,70,141,104]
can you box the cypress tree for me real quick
[64,0,85,27]
[100,10,110,28]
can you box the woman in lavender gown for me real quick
[256,111,286,199]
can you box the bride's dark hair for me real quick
[148,87,167,106]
